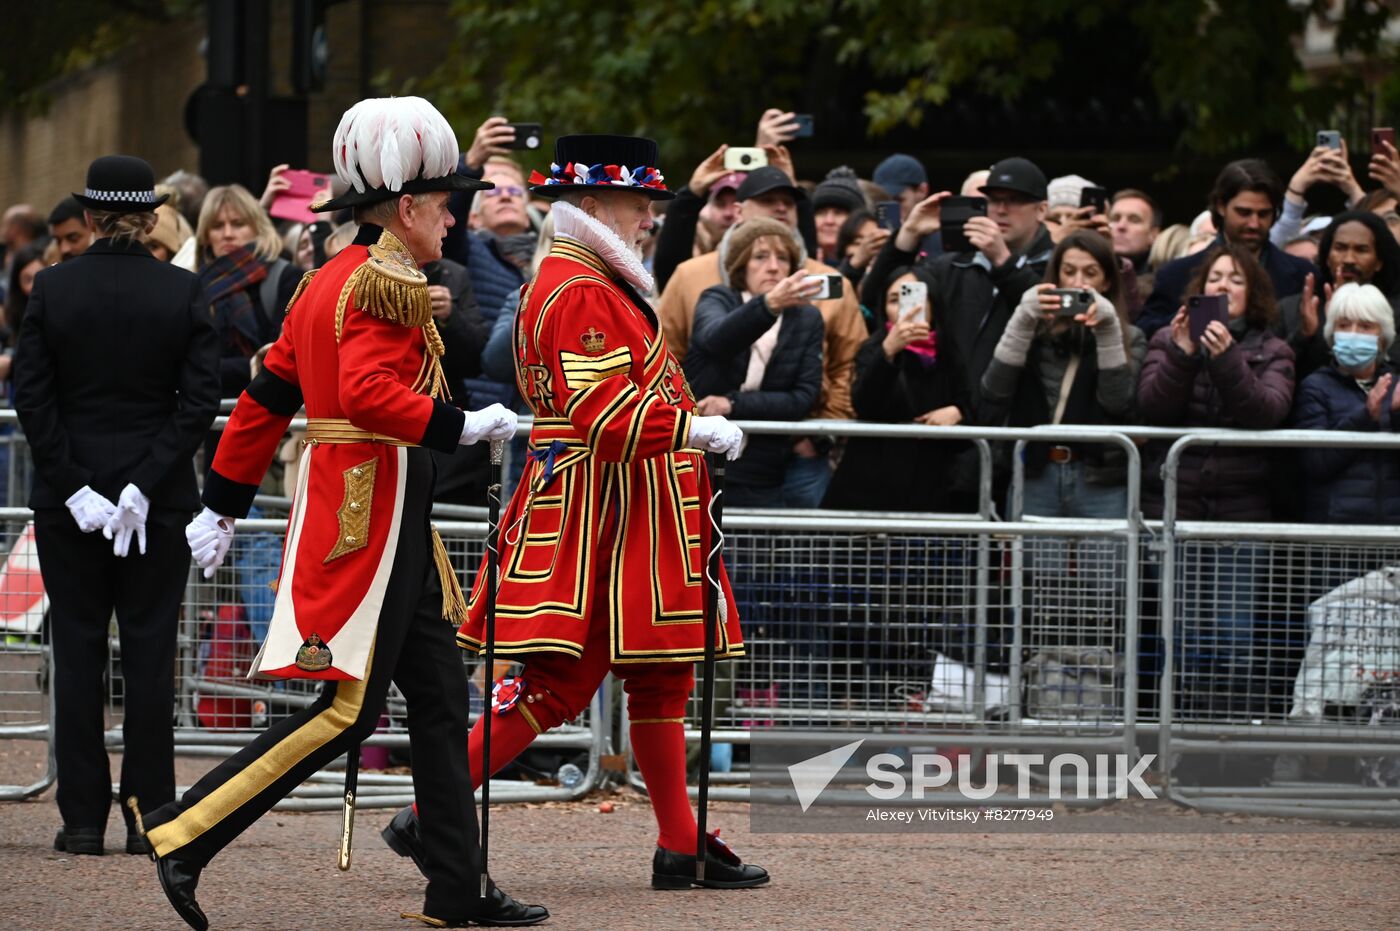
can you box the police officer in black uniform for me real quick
[13,155,221,856]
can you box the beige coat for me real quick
[657,251,865,420]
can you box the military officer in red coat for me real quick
[383,135,768,890]
[136,96,547,930]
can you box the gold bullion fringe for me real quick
[431,525,468,623]
[285,269,317,316]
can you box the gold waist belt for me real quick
[303,418,417,447]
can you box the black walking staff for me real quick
[695,452,726,881]
[480,437,505,896]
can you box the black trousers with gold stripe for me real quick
[144,449,483,916]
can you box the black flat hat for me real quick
[72,155,170,213]
[528,134,674,200]
[310,172,493,213]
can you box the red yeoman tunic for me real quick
[204,229,467,681]
[456,238,744,663]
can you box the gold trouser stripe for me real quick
[304,417,416,446]
[147,656,373,856]
[630,717,685,725]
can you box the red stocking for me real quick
[631,721,697,854]
[467,710,541,787]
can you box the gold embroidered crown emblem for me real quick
[581,327,607,353]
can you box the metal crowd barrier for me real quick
[1,410,1399,821]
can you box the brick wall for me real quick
[0,1,459,214]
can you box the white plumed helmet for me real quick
[315,95,491,213]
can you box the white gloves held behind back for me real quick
[65,483,151,557]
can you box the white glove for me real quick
[103,483,150,557]
[460,403,518,445]
[65,486,117,534]
[688,415,744,461]
[186,507,235,579]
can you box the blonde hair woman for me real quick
[195,184,301,396]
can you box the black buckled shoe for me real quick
[400,883,549,927]
[382,805,428,877]
[651,831,769,890]
[54,826,104,855]
[156,855,209,931]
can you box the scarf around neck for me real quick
[550,200,655,294]
[484,229,539,269]
[884,321,938,367]
[201,244,269,358]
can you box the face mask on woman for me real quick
[1333,331,1380,370]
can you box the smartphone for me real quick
[897,280,928,321]
[1079,185,1109,214]
[724,147,768,171]
[801,274,844,301]
[1046,288,1094,317]
[1317,129,1342,151]
[791,114,815,138]
[505,122,544,151]
[875,200,902,232]
[939,196,988,254]
[268,169,331,223]
[1373,127,1395,153]
[1187,294,1230,343]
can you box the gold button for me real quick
[345,535,357,544]
[349,501,361,510]
[352,467,363,477]
[526,694,536,703]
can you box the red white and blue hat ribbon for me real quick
[491,676,525,715]
[528,161,667,191]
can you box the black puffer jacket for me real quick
[822,325,974,512]
[1292,362,1400,524]
[683,284,824,487]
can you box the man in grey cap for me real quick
[873,153,930,219]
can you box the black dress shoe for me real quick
[156,855,209,931]
[402,883,549,927]
[382,805,428,877]
[54,826,104,855]
[127,832,153,856]
[651,831,769,890]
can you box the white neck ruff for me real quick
[550,200,655,295]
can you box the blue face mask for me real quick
[1333,331,1380,370]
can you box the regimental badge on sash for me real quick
[295,633,333,672]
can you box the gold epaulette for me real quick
[335,229,431,341]
[284,269,317,316]
[333,228,450,401]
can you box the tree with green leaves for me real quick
[418,0,1397,166]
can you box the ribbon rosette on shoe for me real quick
[491,676,526,715]
[527,161,668,192]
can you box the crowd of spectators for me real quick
[3,109,1400,523]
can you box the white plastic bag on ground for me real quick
[1290,565,1400,719]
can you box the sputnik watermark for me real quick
[787,739,1156,812]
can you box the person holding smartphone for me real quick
[979,232,1145,652]
[980,231,1145,519]
[683,217,824,506]
[1138,242,1295,719]
[823,267,972,513]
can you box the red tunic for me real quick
[456,239,744,664]
[205,231,466,681]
